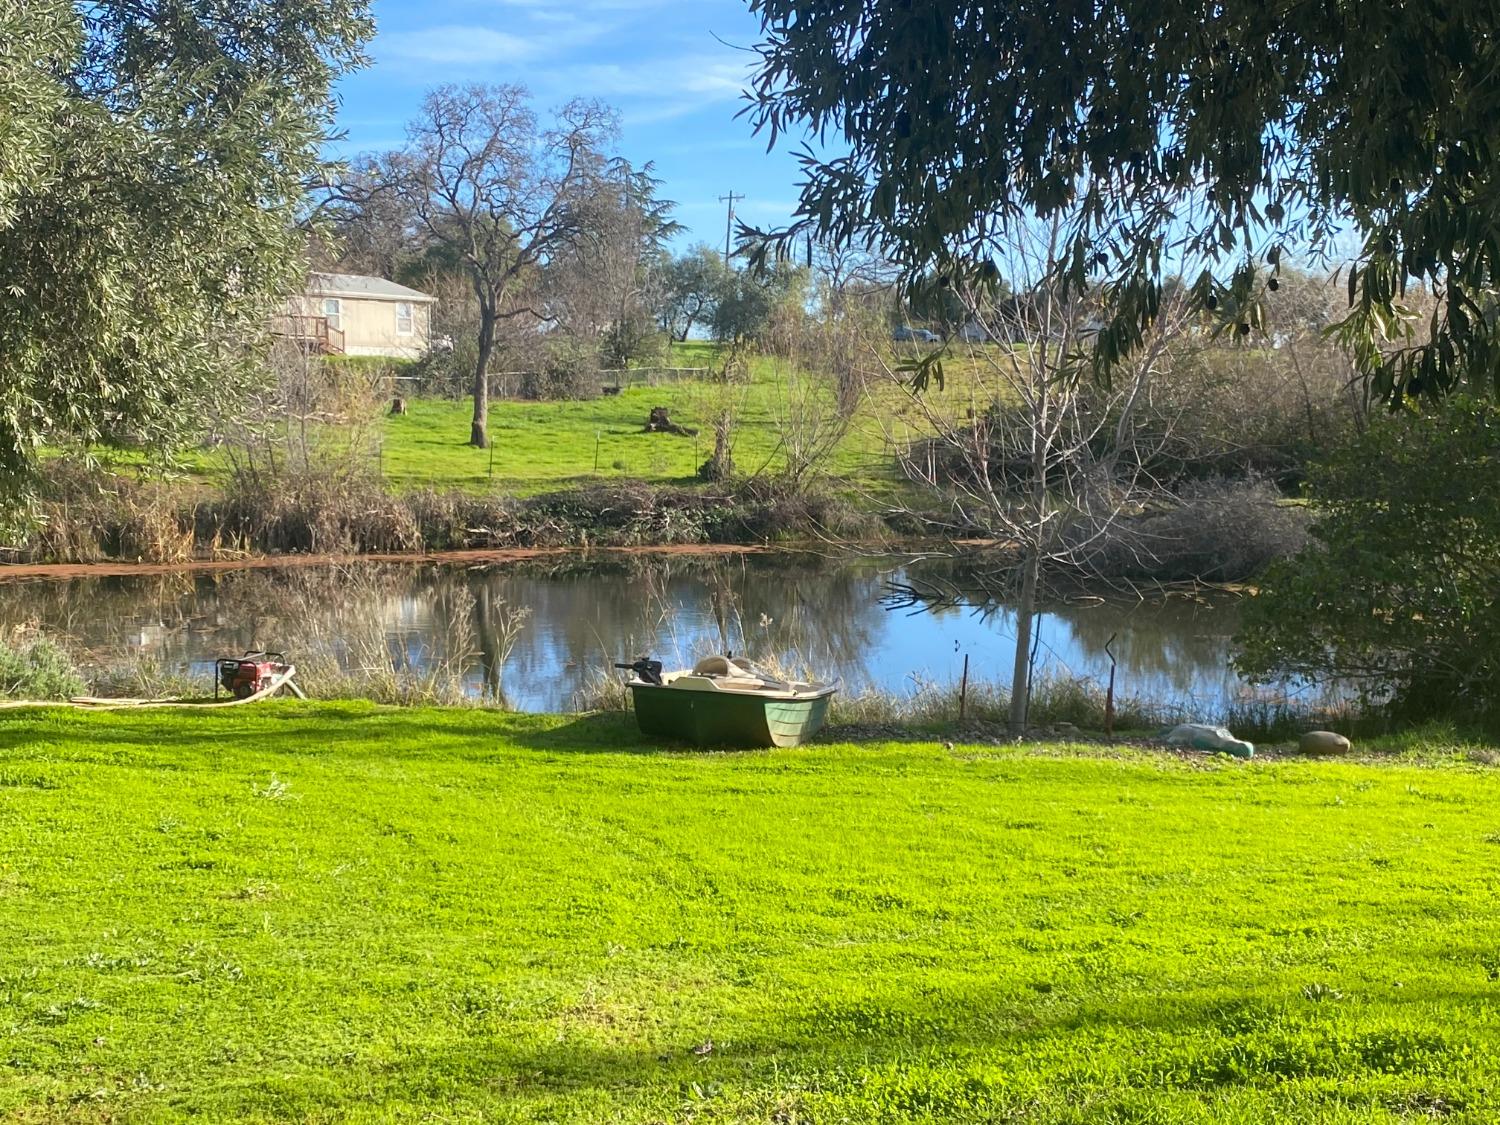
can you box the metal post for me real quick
[1104,632,1118,739]
[959,652,969,722]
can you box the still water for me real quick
[0,550,1292,716]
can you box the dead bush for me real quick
[1084,479,1310,583]
[202,474,421,555]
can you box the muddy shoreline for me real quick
[0,538,1004,584]
[0,542,779,583]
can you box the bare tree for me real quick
[388,85,619,447]
[688,343,752,481]
[218,339,387,490]
[316,155,421,281]
[885,218,1193,733]
[808,238,900,320]
[762,295,883,490]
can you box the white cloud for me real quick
[560,53,753,127]
[379,25,539,67]
[570,54,750,101]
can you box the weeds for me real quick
[0,627,85,699]
[574,667,632,712]
[17,477,885,563]
[828,674,1191,734]
[252,775,293,801]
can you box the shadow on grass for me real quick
[3,704,1486,766]
[0,704,712,759]
[205,985,1479,1120]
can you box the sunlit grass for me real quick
[91,341,1013,506]
[1,703,1497,1121]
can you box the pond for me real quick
[0,549,1303,717]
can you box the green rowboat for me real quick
[624,656,836,748]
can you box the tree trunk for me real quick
[1010,370,1052,736]
[703,411,734,480]
[476,584,501,701]
[1007,540,1042,734]
[470,305,496,448]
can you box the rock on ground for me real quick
[1300,730,1352,756]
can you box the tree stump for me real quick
[644,406,698,437]
[698,417,734,480]
[390,395,407,416]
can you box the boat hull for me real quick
[629,682,833,747]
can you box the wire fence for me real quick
[479,368,712,398]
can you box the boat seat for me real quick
[692,654,741,676]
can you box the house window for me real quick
[321,297,342,331]
[395,301,414,336]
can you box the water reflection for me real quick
[0,552,1275,714]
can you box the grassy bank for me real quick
[2,704,1497,1121]
[97,342,933,499]
[30,340,1311,568]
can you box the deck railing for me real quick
[273,315,346,355]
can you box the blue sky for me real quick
[332,0,807,252]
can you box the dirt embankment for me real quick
[0,542,790,584]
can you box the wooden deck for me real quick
[273,315,346,355]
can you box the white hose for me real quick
[0,666,301,711]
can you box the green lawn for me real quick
[336,341,960,498]
[380,342,1021,497]
[97,341,1000,504]
[3,705,1497,1122]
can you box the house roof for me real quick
[307,272,436,303]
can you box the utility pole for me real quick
[718,189,744,264]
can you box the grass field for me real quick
[381,342,1008,497]
[2,704,1498,1121]
[98,341,993,503]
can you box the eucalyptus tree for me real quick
[384,85,620,447]
[743,0,1500,402]
[0,0,371,501]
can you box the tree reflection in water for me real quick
[0,553,1284,714]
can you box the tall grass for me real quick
[16,473,884,564]
[72,567,541,708]
[823,673,1362,743]
[827,674,1176,732]
[571,662,1357,745]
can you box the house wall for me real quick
[292,295,432,359]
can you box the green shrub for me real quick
[1236,397,1500,726]
[0,633,85,699]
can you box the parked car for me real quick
[892,325,940,343]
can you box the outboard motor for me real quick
[614,657,664,686]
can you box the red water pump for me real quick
[216,651,288,700]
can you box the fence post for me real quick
[959,653,969,722]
